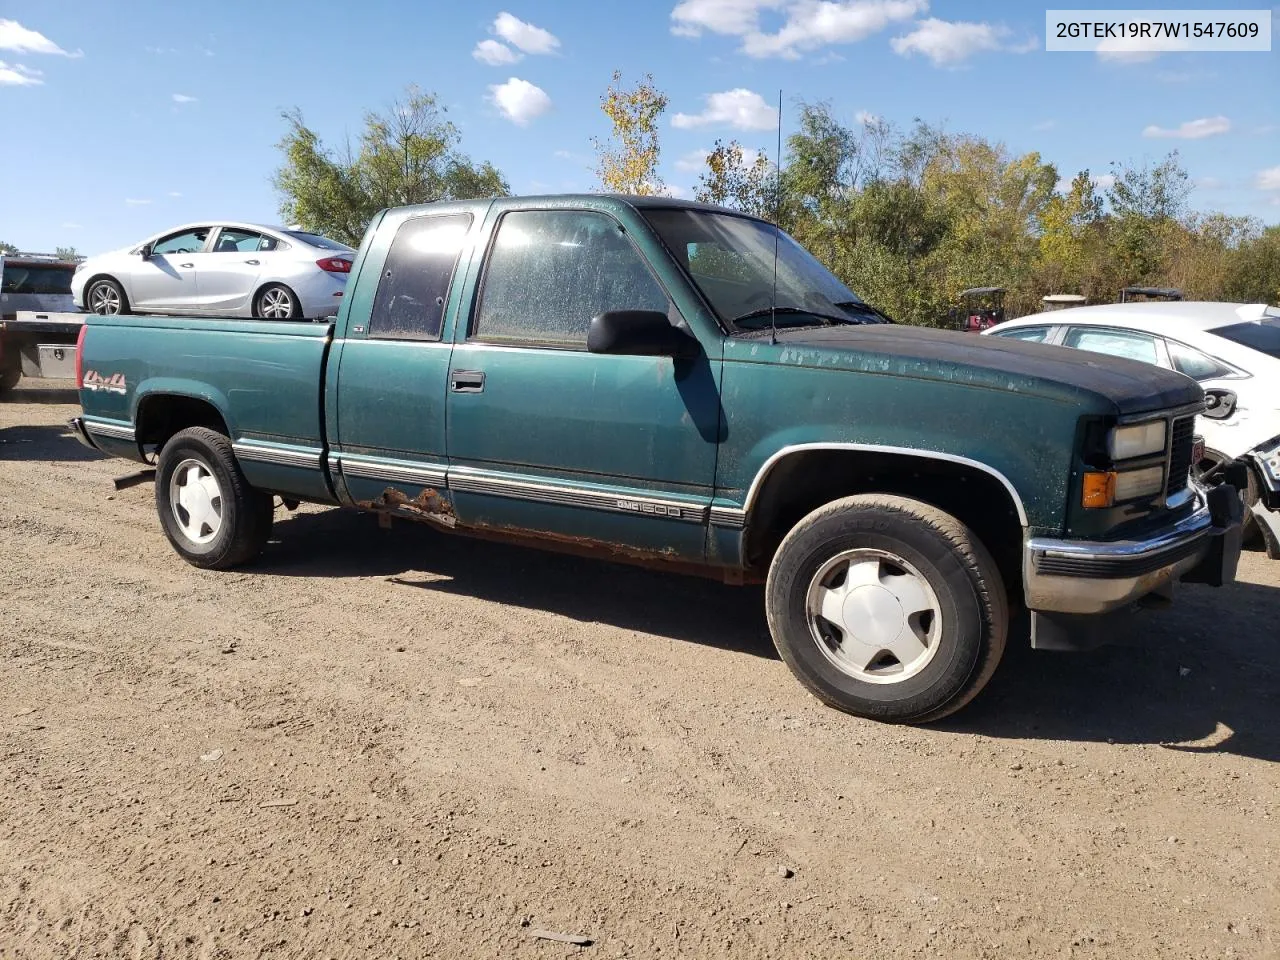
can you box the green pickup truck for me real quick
[70,195,1244,723]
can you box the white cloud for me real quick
[1032,119,1056,131]
[492,12,559,54]
[672,88,777,130]
[171,93,197,104]
[0,19,81,56]
[1142,116,1230,140]
[744,0,925,58]
[0,59,41,85]
[1054,172,1115,194]
[1257,166,1280,191]
[657,183,688,198]
[168,191,182,198]
[675,145,766,173]
[487,77,552,126]
[125,198,152,206]
[671,0,783,37]
[62,222,83,229]
[890,18,1019,66]
[671,0,923,58]
[1195,176,1222,190]
[473,38,521,65]
[675,149,711,172]
[1095,32,1190,63]
[855,109,880,125]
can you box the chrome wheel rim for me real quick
[259,288,294,318]
[169,458,223,545]
[805,548,942,684]
[89,282,121,315]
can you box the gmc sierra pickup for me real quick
[70,195,1244,723]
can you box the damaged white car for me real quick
[986,301,1280,556]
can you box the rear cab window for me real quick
[368,214,473,341]
[1,261,74,295]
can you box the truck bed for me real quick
[77,314,335,501]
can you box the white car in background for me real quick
[985,301,1280,555]
[71,222,355,320]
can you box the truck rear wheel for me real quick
[765,494,1008,724]
[155,427,274,569]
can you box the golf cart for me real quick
[1119,286,1183,303]
[953,287,1005,332]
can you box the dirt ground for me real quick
[1,379,1276,960]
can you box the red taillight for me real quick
[316,257,352,274]
[75,322,88,389]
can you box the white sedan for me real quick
[72,222,354,320]
[985,300,1280,555]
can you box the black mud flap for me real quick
[1181,482,1243,587]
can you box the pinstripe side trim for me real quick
[448,468,709,524]
[83,420,136,442]
[336,454,447,487]
[708,506,746,529]
[232,441,323,470]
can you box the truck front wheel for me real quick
[155,427,274,569]
[765,494,1008,724]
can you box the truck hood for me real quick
[763,324,1203,415]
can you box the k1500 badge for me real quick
[82,370,128,394]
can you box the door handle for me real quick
[450,370,485,393]
[244,259,260,265]
[180,263,194,268]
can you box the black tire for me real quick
[765,494,1008,724]
[86,277,130,316]
[253,283,301,320]
[0,361,19,395]
[155,426,274,569]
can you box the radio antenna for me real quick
[769,88,782,346]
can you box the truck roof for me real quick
[393,193,769,222]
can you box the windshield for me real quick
[284,231,353,252]
[1210,316,1280,360]
[641,209,887,330]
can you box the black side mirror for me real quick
[139,244,153,260]
[587,310,698,359]
[1202,388,1237,421]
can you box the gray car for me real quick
[71,222,355,320]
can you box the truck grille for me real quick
[1165,415,1196,497]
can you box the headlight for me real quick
[1108,421,1166,460]
[1113,466,1165,501]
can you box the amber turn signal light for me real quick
[1082,471,1117,509]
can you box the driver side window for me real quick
[152,228,210,255]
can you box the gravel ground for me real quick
[2,379,1277,959]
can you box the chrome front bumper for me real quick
[1024,484,1244,616]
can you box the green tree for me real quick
[273,85,509,246]
[1104,152,1190,285]
[0,240,17,255]
[693,140,775,217]
[55,246,79,260]
[592,72,669,195]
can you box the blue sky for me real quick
[1,1,1277,255]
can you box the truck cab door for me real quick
[329,213,476,511]
[444,207,722,560]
